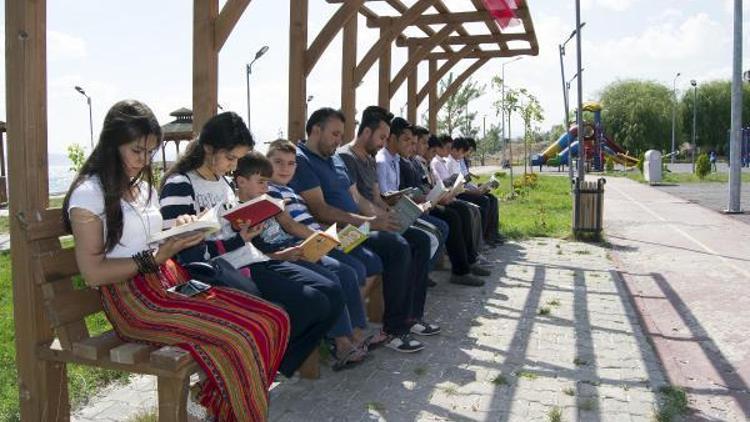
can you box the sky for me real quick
[1,0,749,158]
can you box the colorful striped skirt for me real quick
[99,259,290,421]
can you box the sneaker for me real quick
[476,254,492,267]
[385,333,425,353]
[450,274,485,287]
[470,265,492,277]
[410,320,441,336]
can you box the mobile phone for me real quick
[167,279,213,297]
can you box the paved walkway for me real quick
[653,182,750,225]
[73,239,667,421]
[603,175,750,421]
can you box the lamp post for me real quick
[501,56,523,190]
[691,80,697,173]
[574,0,585,183]
[246,45,270,130]
[559,22,585,131]
[74,86,94,149]
[671,72,681,165]
[727,0,743,213]
[305,95,314,123]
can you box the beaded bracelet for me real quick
[132,249,159,274]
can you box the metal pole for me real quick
[671,72,681,165]
[87,97,94,149]
[575,0,585,182]
[246,64,252,129]
[559,44,569,130]
[727,0,743,213]
[691,81,697,173]
[501,64,506,166]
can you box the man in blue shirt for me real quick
[290,107,436,353]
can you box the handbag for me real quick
[182,258,261,297]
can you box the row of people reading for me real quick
[63,100,503,421]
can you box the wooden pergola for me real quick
[288,0,538,141]
[5,1,536,419]
[159,108,195,170]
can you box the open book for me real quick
[425,179,448,204]
[381,187,418,201]
[391,195,424,234]
[479,174,500,191]
[221,194,284,229]
[338,222,370,253]
[299,224,340,263]
[449,173,465,196]
[150,206,222,243]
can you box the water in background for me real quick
[49,164,76,196]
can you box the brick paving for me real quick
[74,239,668,421]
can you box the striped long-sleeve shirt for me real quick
[159,171,266,267]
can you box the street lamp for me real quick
[74,86,94,149]
[246,45,270,130]
[691,80,697,173]
[559,22,586,130]
[305,95,314,123]
[671,72,681,165]
[501,56,523,191]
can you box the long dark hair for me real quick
[162,111,254,184]
[63,99,162,252]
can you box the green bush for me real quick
[67,143,87,173]
[605,156,615,172]
[695,153,711,179]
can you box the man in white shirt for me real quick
[429,135,454,184]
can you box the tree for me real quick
[599,79,675,155]
[515,89,544,174]
[67,143,86,173]
[679,80,750,156]
[476,123,502,165]
[436,73,483,137]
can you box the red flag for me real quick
[482,0,520,29]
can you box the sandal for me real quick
[332,347,367,372]
[360,330,389,351]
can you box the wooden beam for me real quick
[5,0,70,419]
[417,44,474,105]
[288,0,308,142]
[354,0,435,84]
[397,33,530,48]
[469,0,508,53]
[341,14,358,141]
[406,46,417,124]
[378,23,392,109]
[389,23,457,97]
[214,0,251,51]
[305,0,364,76]
[428,48,535,60]
[193,0,219,132]
[368,10,489,27]
[384,0,453,54]
[436,58,490,110]
[428,59,438,134]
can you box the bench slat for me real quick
[44,288,102,328]
[151,346,195,372]
[110,343,154,365]
[26,208,67,241]
[38,247,79,284]
[72,330,122,361]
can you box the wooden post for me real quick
[6,0,70,419]
[407,46,418,124]
[341,13,358,142]
[288,0,308,143]
[378,21,392,110]
[193,0,219,133]
[428,59,438,133]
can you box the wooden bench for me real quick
[29,208,320,421]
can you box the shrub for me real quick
[67,143,86,173]
[604,156,615,172]
[695,153,711,179]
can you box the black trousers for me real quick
[430,205,476,275]
[247,260,344,377]
[458,192,500,241]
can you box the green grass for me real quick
[562,387,576,396]
[538,306,551,316]
[547,406,563,422]
[413,366,427,377]
[491,374,508,386]
[654,386,689,422]
[128,409,157,422]
[0,253,128,421]
[605,169,750,184]
[516,370,538,380]
[483,174,573,240]
[547,298,561,307]
[573,357,589,367]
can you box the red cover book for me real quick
[221,194,284,228]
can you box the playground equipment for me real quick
[531,102,638,170]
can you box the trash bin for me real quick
[644,150,662,184]
[573,178,606,238]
